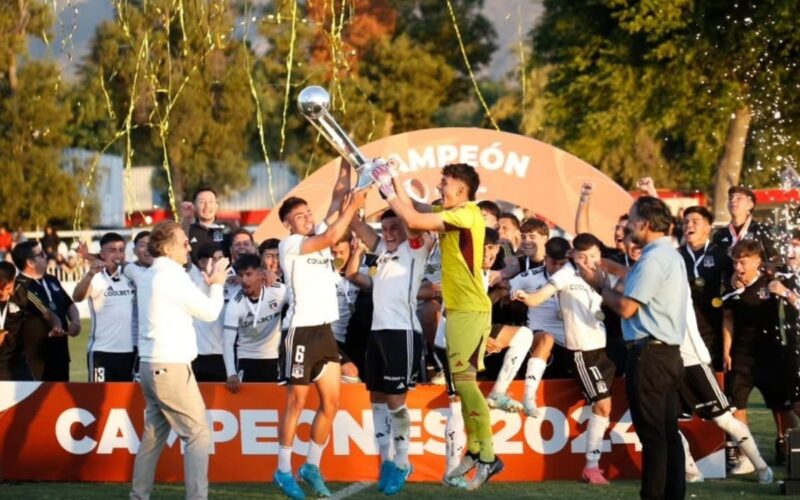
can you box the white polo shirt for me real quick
[137,257,224,363]
[280,223,339,328]
[223,283,286,376]
[371,237,431,332]
[548,263,606,352]
[509,267,565,345]
[87,268,136,353]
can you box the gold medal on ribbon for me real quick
[369,266,378,278]
[711,297,723,308]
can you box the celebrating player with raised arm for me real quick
[273,158,367,500]
[371,161,503,490]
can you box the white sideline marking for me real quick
[330,481,373,499]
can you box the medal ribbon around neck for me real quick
[245,287,264,327]
[687,240,710,280]
[728,215,752,246]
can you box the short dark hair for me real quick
[0,261,16,285]
[498,212,520,229]
[278,196,308,222]
[520,218,549,237]
[380,209,398,221]
[484,228,500,245]
[572,233,603,252]
[234,253,263,273]
[618,214,629,223]
[198,242,223,260]
[477,200,501,220]
[193,186,217,201]
[231,228,254,244]
[148,220,181,258]
[442,163,480,201]
[133,231,151,245]
[632,196,673,234]
[683,206,714,225]
[258,238,280,255]
[11,241,39,271]
[728,185,756,206]
[791,228,800,241]
[545,237,570,260]
[731,240,762,260]
[100,232,125,248]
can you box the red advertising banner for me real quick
[0,380,723,483]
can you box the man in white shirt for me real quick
[223,254,286,391]
[130,220,228,500]
[514,234,616,485]
[273,185,366,499]
[72,232,136,382]
[189,243,228,382]
[349,209,433,494]
[508,237,569,418]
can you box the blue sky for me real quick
[29,0,543,81]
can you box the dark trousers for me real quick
[191,354,227,382]
[626,342,685,500]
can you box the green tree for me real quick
[0,1,85,229]
[530,0,799,217]
[249,1,456,178]
[76,0,255,204]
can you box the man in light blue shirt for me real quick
[578,196,687,500]
[622,236,688,345]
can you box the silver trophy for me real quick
[297,85,376,191]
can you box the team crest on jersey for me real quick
[597,380,608,393]
[8,303,20,314]
[757,287,769,300]
[291,364,304,378]
[269,300,278,310]
[376,254,400,266]
[703,256,715,267]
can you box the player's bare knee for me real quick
[385,393,407,410]
[593,398,611,418]
[319,395,339,418]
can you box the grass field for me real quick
[0,320,788,498]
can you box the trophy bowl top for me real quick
[297,86,330,119]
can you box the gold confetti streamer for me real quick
[278,0,298,160]
[243,0,278,206]
[446,0,499,130]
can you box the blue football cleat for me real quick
[274,469,305,499]
[384,463,413,496]
[377,460,397,493]
[298,463,331,497]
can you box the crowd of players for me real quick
[0,161,798,498]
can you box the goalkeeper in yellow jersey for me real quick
[371,161,503,490]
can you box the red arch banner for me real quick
[255,128,632,244]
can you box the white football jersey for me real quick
[509,267,565,346]
[548,263,606,351]
[371,237,431,332]
[87,269,136,353]
[223,283,287,376]
[280,223,339,328]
